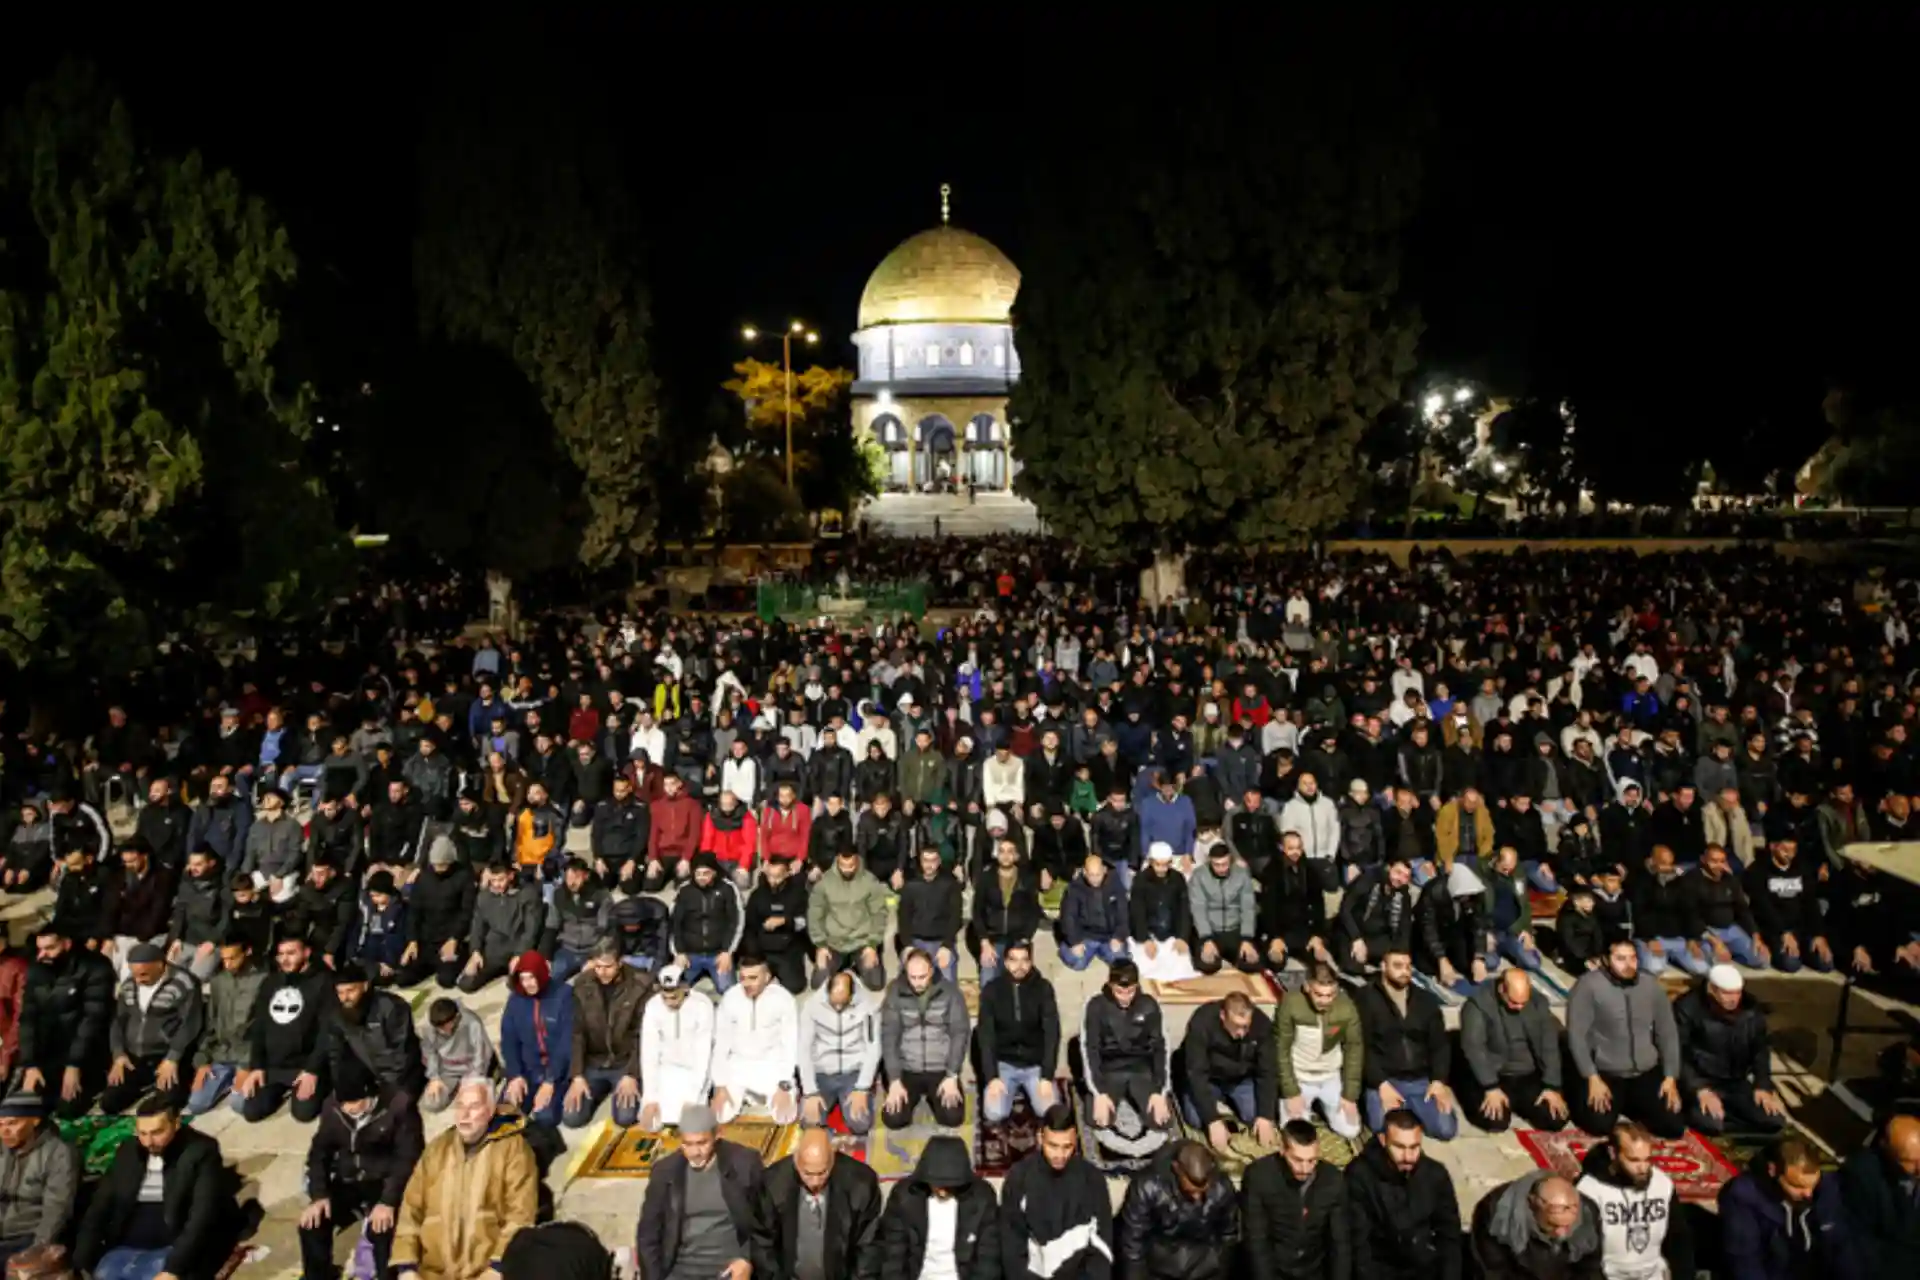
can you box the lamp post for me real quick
[742,320,820,490]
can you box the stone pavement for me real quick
[6,825,1906,1277]
[859,491,1041,537]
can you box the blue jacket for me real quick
[350,894,408,967]
[469,695,505,739]
[1059,872,1129,946]
[501,989,573,1085]
[1138,792,1197,859]
[1717,1169,1860,1280]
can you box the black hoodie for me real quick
[1002,1149,1113,1280]
[878,1137,998,1280]
[249,962,335,1073]
[1343,1140,1462,1280]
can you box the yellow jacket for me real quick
[392,1113,538,1280]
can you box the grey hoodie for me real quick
[423,1004,497,1084]
[242,813,305,881]
[0,1127,79,1244]
[1566,967,1680,1079]
[798,984,883,1092]
[1187,862,1257,939]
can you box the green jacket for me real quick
[1068,777,1099,817]
[899,748,947,806]
[196,961,268,1068]
[806,860,891,953]
[1274,986,1364,1101]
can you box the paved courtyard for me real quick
[6,821,1907,1278]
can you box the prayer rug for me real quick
[1529,888,1564,922]
[1515,1126,1738,1204]
[864,1094,976,1183]
[957,977,979,1019]
[823,1101,870,1163]
[570,1115,797,1179]
[973,1078,1075,1176]
[1173,1113,1364,1181]
[1142,969,1283,1006]
[55,1115,141,1177]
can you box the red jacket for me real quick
[760,803,812,863]
[700,808,759,871]
[651,793,704,863]
[1232,697,1272,728]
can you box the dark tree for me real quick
[1009,84,1424,558]
[0,64,348,673]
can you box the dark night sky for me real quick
[7,14,1915,458]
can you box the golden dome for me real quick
[857,225,1020,329]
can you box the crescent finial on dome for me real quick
[940,183,951,226]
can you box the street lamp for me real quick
[742,320,820,490]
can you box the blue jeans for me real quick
[1522,861,1558,892]
[1180,1076,1258,1127]
[1363,1077,1460,1141]
[907,938,958,982]
[510,1078,567,1127]
[186,1062,241,1116]
[563,1066,639,1128]
[1706,925,1766,968]
[1497,932,1543,972]
[1058,939,1129,971]
[982,1062,1050,1123]
[1770,931,1835,973]
[551,946,589,985]
[95,1248,170,1280]
[684,953,736,993]
[278,763,325,797]
[809,1070,877,1135]
[1638,937,1710,976]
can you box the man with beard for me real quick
[977,941,1060,1126]
[898,846,965,981]
[808,850,889,993]
[765,1129,883,1280]
[1458,970,1570,1134]
[879,949,970,1130]
[1743,834,1834,973]
[1575,1121,1693,1280]
[999,1105,1114,1280]
[1345,1110,1462,1280]
[1673,965,1787,1136]
[323,961,425,1110]
[638,967,715,1132]
[1357,948,1456,1141]
[462,861,546,994]
[394,1080,539,1280]
[1716,1136,1858,1280]
[235,932,334,1122]
[1176,993,1276,1151]
[1566,939,1685,1139]
[1243,1119,1349,1280]
[744,854,812,993]
[636,1102,775,1280]
[1189,842,1261,975]
[971,836,1043,986]
[17,926,117,1118]
[1130,843,1193,967]
[1335,854,1418,977]
[166,847,230,981]
[299,1056,425,1280]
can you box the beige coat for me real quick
[392,1114,539,1280]
[1702,801,1757,867]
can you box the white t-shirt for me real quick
[919,1196,960,1280]
[135,981,161,1014]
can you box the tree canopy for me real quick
[414,54,661,569]
[0,64,347,672]
[1009,87,1424,557]
[720,359,875,514]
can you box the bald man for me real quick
[1469,1170,1604,1280]
[765,1128,883,1280]
[1839,1114,1920,1272]
[1458,969,1569,1133]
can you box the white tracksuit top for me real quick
[712,982,801,1093]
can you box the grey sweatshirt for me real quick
[0,1128,79,1243]
[879,973,970,1079]
[1566,969,1680,1079]
[423,1005,497,1084]
[1188,863,1257,939]
[798,986,883,1093]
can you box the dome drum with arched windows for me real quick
[852,187,1020,494]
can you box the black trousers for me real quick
[761,947,808,994]
[882,1069,966,1129]
[1336,932,1396,976]
[812,948,885,992]
[298,1178,393,1280]
[1686,1078,1786,1136]
[457,953,514,994]
[1454,1070,1569,1134]
[1566,1069,1688,1140]
[1090,1065,1160,1120]
[642,858,691,893]
[100,1055,191,1115]
[1261,927,1318,966]
[1195,932,1265,974]
[243,1066,327,1124]
[395,941,468,989]
[24,1062,104,1120]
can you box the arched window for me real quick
[894,343,909,367]
[959,340,974,366]
[926,344,941,367]
[992,344,1006,367]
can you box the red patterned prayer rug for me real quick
[1515,1126,1739,1204]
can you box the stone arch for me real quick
[872,413,908,450]
[916,414,957,488]
[967,413,1006,489]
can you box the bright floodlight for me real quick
[790,320,804,333]
[1454,387,1473,403]
[1422,393,1444,416]
[742,326,758,341]
[805,331,819,344]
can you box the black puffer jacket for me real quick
[1116,1149,1240,1280]
[1343,1140,1462,1280]
[1672,986,1773,1093]
[1242,1149,1350,1280]
[879,1137,998,1280]
[17,947,116,1073]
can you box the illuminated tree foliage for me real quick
[0,64,347,671]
